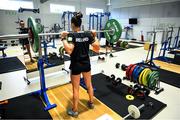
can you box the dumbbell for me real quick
[98,56,105,61]
[123,102,154,119]
[115,63,120,69]
[106,74,115,82]
[121,64,128,71]
[134,84,150,96]
[112,77,122,86]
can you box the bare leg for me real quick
[25,44,33,61]
[82,71,94,103]
[71,74,81,112]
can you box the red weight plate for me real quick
[129,65,137,81]
[126,64,134,79]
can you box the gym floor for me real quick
[0,0,180,119]
[0,41,180,119]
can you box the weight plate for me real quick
[59,46,64,55]
[121,41,128,48]
[28,17,39,53]
[129,65,137,82]
[138,68,146,85]
[148,71,159,88]
[126,64,134,80]
[116,41,122,47]
[128,105,140,119]
[142,68,151,86]
[126,64,133,79]
[132,65,140,83]
[126,94,134,101]
[134,67,144,83]
[36,23,43,33]
[104,19,122,44]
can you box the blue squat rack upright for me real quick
[61,11,74,31]
[40,26,57,67]
[158,27,180,62]
[33,35,57,111]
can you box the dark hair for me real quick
[71,12,83,27]
[20,20,24,22]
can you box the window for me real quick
[86,7,104,15]
[0,0,33,11]
[50,4,75,13]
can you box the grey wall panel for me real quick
[111,1,180,18]
[139,5,150,18]
[128,6,140,18]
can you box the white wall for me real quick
[110,0,180,43]
[0,0,107,34]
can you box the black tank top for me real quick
[67,32,95,65]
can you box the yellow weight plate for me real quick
[126,94,134,101]
[142,68,151,86]
[138,68,146,84]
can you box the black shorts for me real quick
[20,38,29,46]
[106,40,113,46]
[70,62,91,75]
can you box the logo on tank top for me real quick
[68,37,73,42]
[76,37,89,42]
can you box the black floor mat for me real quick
[129,41,145,44]
[0,57,26,74]
[0,94,52,119]
[155,57,180,65]
[168,50,180,54]
[48,56,64,66]
[101,45,125,52]
[89,50,104,57]
[159,69,180,88]
[128,44,142,49]
[64,55,70,61]
[112,47,125,52]
[88,73,167,119]
[64,50,104,61]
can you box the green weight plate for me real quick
[123,41,128,48]
[104,19,122,44]
[28,17,39,53]
[36,23,43,33]
[59,46,64,55]
[148,71,159,88]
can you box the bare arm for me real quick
[91,37,100,52]
[62,40,74,55]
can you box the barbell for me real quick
[123,104,145,119]
[0,17,122,53]
[123,102,154,119]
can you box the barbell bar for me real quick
[0,17,122,53]
[0,30,114,40]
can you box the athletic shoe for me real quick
[67,109,78,117]
[87,101,94,109]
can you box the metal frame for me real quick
[158,27,180,62]
[140,30,159,68]
[61,11,74,31]
[32,37,57,111]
